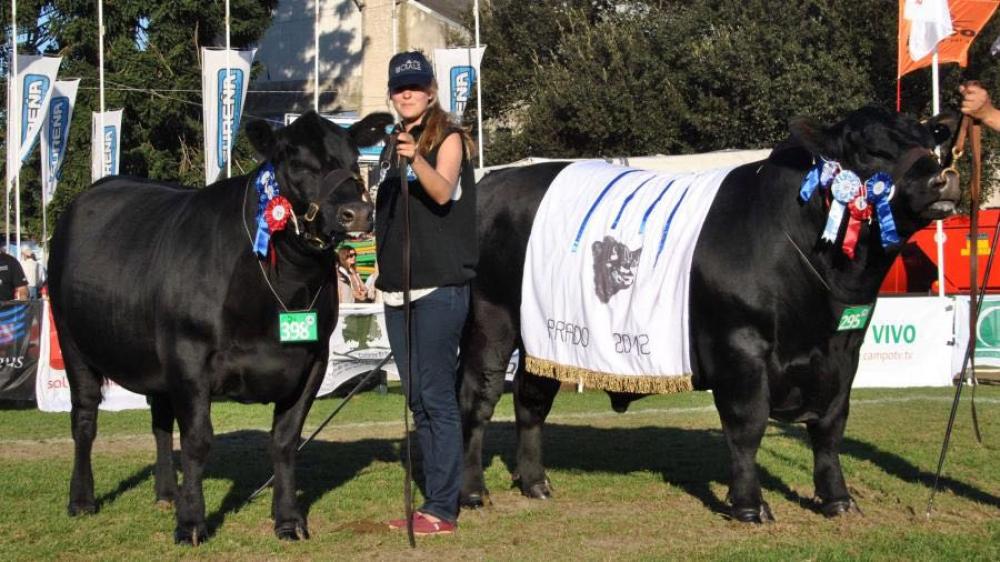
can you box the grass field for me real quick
[0,386,997,561]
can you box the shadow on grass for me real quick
[775,424,1000,509]
[89,419,998,537]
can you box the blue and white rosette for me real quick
[799,159,841,202]
[822,170,861,244]
[865,172,899,248]
[253,162,280,258]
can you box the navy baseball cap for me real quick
[388,51,434,90]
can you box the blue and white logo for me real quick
[217,68,245,168]
[449,66,475,114]
[103,126,118,176]
[20,74,51,158]
[46,96,71,183]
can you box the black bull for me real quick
[458,107,962,522]
[49,110,392,543]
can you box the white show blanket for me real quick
[521,160,734,392]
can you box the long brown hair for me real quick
[417,80,476,159]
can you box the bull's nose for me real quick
[338,208,356,225]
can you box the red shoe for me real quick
[387,511,456,536]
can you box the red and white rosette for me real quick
[265,195,293,233]
[843,191,872,259]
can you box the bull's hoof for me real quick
[155,499,174,512]
[174,523,209,546]
[821,497,862,518]
[731,502,775,524]
[523,481,553,500]
[67,501,97,516]
[276,523,310,541]
[461,490,491,509]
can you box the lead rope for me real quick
[398,138,417,548]
[927,113,986,516]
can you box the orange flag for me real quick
[898,0,999,77]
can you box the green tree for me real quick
[2,1,278,242]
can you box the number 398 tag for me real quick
[279,312,319,343]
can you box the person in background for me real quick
[0,248,28,301]
[377,50,477,536]
[336,246,372,304]
[20,247,42,299]
[959,82,1000,132]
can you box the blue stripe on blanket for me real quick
[655,184,692,265]
[611,175,656,230]
[640,179,676,234]
[571,169,641,252]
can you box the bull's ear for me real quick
[592,240,604,259]
[245,118,277,158]
[350,112,394,148]
[788,117,841,159]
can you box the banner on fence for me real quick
[0,301,43,401]
[35,301,147,412]
[202,48,256,185]
[853,296,956,387]
[41,80,80,205]
[91,110,123,182]
[433,47,486,119]
[6,54,63,190]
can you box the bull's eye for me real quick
[868,149,895,161]
[931,124,951,145]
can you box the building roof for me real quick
[416,0,472,25]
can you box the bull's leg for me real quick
[65,353,103,517]
[269,360,325,540]
[458,295,518,508]
[807,404,861,517]
[150,393,178,508]
[713,382,774,523]
[171,389,213,545]
[512,369,561,499]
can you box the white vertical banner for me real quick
[5,54,63,190]
[432,47,486,119]
[201,48,256,185]
[90,110,123,182]
[40,79,80,205]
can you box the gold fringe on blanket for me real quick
[525,356,693,394]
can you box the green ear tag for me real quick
[279,311,319,342]
[837,305,873,331]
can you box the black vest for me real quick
[374,123,478,291]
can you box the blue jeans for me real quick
[385,284,469,523]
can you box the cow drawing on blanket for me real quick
[48,110,392,544]
[458,107,962,523]
[592,236,642,303]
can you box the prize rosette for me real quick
[265,196,293,233]
[822,170,861,244]
[253,162,281,258]
[865,172,899,248]
[799,159,841,202]
[843,192,872,259]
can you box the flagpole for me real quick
[474,0,484,169]
[7,0,17,252]
[98,0,106,178]
[932,51,946,298]
[225,0,232,179]
[314,0,320,113]
[12,0,20,256]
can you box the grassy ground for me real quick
[0,386,997,561]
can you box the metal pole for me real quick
[98,0,106,180]
[314,0,320,113]
[8,0,18,251]
[474,0,483,169]
[932,52,946,298]
[225,0,232,179]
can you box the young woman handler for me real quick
[376,51,477,536]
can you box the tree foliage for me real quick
[479,0,1000,168]
[1,0,278,241]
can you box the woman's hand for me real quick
[396,132,417,161]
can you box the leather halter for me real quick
[298,168,365,250]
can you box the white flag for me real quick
[433,47,486,119]
[40,80,80,205]
[91,110,123,183]
[5,54,63,190]
[201,48,256,185]
[905,0,954,61]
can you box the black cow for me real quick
[458,107,961,522]
[48,110,392,544]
